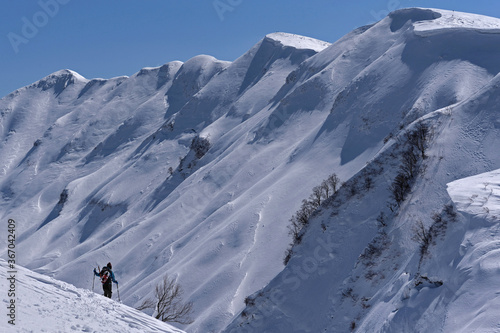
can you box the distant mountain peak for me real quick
[31,69,88,96]
[50,68,86,79]
[264,32,331,52]
[388,7,441,31]
[388,7,500,34]
[40,69,88,83]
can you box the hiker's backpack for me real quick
[100,267,111,284]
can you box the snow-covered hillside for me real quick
[2,7,500,333]
[223,8,500,333]
[0,31,332,332]
[0,259,184,332]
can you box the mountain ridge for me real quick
[2,7,500,332]
[224,8,500,332]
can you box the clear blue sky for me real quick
[2,0,500,98]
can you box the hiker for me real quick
[93,262,118,298]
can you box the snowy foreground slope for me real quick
[2,7,500,332]
[0,259,184,333]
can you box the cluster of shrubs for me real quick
[412,204,457,268]
[176,135,211,178]
[283,122,433,269]
[288,173,340,243]
[358,231,391,269]
[389,122,429,210]
[190,135,211,159]
[284,173,340,264]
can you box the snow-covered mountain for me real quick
[0,31,333,332]
[0,259,185,332]
[223,8,500,333]
[2,7,500,332]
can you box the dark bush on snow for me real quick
[191,135,210,159]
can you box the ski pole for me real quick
[116,283,121,302]
[92,270,95,292]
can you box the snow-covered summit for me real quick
[46,69,87,80]
[16,69,89,97]
[264,32,331,52]
[36,68,87,85]
[418,8,500,34]
[388,7,500,35]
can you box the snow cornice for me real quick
[264,32,331,52]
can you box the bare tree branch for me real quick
[137,274,194,325]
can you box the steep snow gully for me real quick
[2,7,500,332]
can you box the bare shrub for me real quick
[359,232,390,267]
[327,173,340,193]
[297,199,315,226]
[346,179,358,198]
[406,122,429,159]
[310,185,324,207]
[190,135,210,159]
[341,288,358,302]
[364,176,373,190]
[376,212,387,228]
[400,147,418,178]
[321,180,331,199]
[288,215,303,244]
[444,203,457,221]
[412,219,433,262]
[244,296,256,307]
[58,189,69,205]
[390,173,410,206]
[137,275,193,325]
[430,211,447,238]
[283,247,293,265]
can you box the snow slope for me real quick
[223,8,500,333]
[447,170,500,219]
[443,170,500,332]
[0,32,331,332]
[2,7,500,333]
[0,259,184,333]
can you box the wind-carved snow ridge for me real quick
[3,7,500,333]
[264,32,331,52]
[387,8,500,35]
[0,259,185,332]
[388,8,442,32]
[413,8,500,35]
[448,170,500,221]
